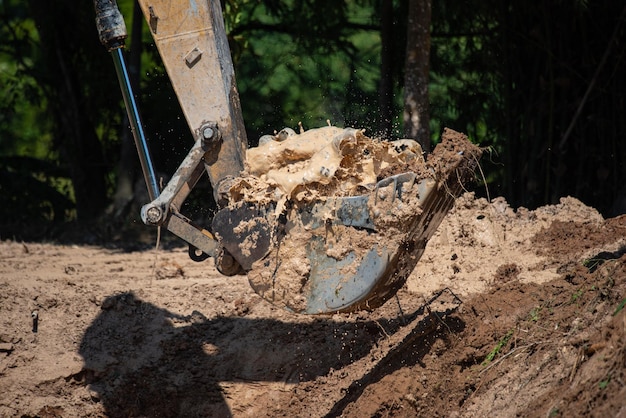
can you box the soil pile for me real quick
[1,191,625,416]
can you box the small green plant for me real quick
[582,257,603,272]
[613,298,626,316]
[529,306,542,322]
[481,329,513,366]
[599,375,611,389]
[548,407,560,417]
[571,288,584,303]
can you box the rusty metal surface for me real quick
[139,138,220,263]
[137,0,247,196]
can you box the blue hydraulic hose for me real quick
[94,0,159,200]
[111,47,160,201]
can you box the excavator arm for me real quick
[93,0,483,314]
[94,0,246,275]
[135,0,247,204]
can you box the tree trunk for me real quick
[403,0,432,152]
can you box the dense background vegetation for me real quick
[1,0,625,240]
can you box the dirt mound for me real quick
[1,194,625,417]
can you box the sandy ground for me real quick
[1,192,626,417]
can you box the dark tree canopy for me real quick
[1,0,625,240]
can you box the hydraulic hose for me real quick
[93,0,160,201]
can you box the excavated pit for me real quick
[220,126,482,313]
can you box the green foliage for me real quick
[583,258,604,272]
[529,307,542,322]
[599,375,611,390]
[614,298,626,316]
[429,0,501,146]
[481,329,514,366]
[571,288,585,303]
[1,0,625,233]
[0,1,74,225]
[0,1,45,155]
[548,408,560,417]
[228,0,384,142]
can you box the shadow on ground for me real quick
[78,291,464,417]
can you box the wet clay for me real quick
[236,126,424,208]
[226,126,482,313]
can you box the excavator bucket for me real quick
[96,0,482,314]
[212,127,481,313]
